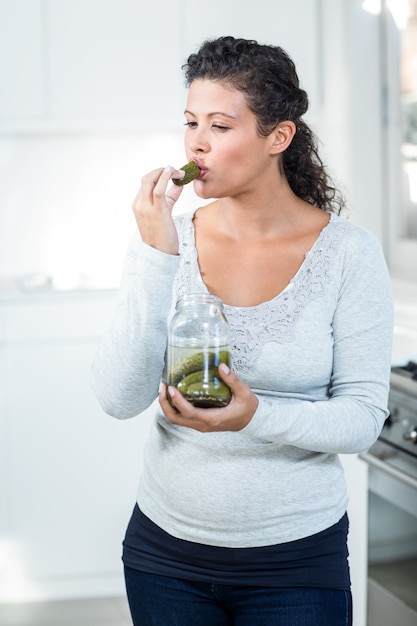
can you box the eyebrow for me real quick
[184,109,237,120]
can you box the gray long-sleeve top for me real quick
[91,210,394,547]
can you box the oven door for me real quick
[360,442,417,626]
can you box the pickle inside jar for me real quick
[168,349,232,408]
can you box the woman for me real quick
[91,36,393,625]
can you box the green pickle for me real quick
[172,161,201,186]
[168,349,232,408]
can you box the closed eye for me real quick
[184,122,230,131]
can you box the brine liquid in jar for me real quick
[167,294,232,408]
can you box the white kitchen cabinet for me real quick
[46,0,183,125]
[0,0,44,120]
[0,0,184,132]
[341,454,369,626]
[0,289,154,601]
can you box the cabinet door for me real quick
[0,0,44,119]
[1,339,154,600]
[183,0,322,120]
[0,291,156,601]
[47,0,183,123]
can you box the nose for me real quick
[186,127,210,155]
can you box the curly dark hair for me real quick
[183,36,345,215]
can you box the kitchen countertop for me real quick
[1,273,416,365]
[0,274,118,302]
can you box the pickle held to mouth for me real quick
[172,161,201,186]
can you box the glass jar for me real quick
[167,293,232,408]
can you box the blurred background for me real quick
[0,1,416,625]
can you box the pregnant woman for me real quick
[91,35,393,626]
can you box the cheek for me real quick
[219,150,258,186]
[216,143,251,174]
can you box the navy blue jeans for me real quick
[124,566,352,626]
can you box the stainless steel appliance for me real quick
[360,362,417,626]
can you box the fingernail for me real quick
[168,385,176,397]
[220,363,230,374]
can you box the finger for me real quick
[166,182,184,207]
[159,384,180,416]
[140,168,165,194]
[218,362,238,388]
[164,386,227,426]
[164,385,195,416]
[150,167,184,215]
[218,364,258,410]
[134,167,184,211]
[159,385,214,427]
[159,384,194,418]
[152,166,182,198]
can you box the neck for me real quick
[214,181,306,241]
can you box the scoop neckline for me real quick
[183,209,336,312]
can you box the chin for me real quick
[193,181,226,200]
[192,182,212,200]
[194,190,214,200]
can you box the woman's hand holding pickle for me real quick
[132,165,185,255]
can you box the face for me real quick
[183,79,279,199]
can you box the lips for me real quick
[190,158,207,179]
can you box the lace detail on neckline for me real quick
[173,211,348,375]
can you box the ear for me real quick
[269,121,296,155]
